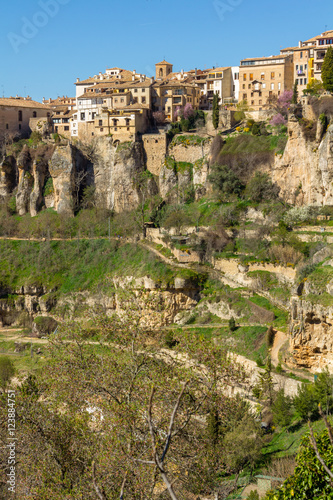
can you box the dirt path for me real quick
[271,330,289,367]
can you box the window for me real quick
[33,111,37,118]
[125,119,130,126]
[262,83,266,89]
[300,78,303,85]
[134,89,138,93]
[271,83,275,90]
[304,78,307,85]
[234,72,239,80]
[142,89,145,92]
[80,112,85,120]
[300,51,303,58]
[18,110,22,121]
[167,107,171,112]
[6,124,8,129]
[271,72,275,79]
[142,96,146,103]
[278,82,281,90]
[261,73,265,80]
[251,100,254,105]
[100,128,103,132]
[296,65,299,70]
[121,98,124,103]
[248,84,251,89]
[243,93,247,100]
[92,112,96,119]
[242,84,245,89]
[64,126,69,131]
[305,64,307,69]
[250,73,253,80]
[99,120,103,126]
[243,74,247,81]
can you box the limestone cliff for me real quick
[0,276,199,329]
[272,103,333,206]
[290,296,333,372]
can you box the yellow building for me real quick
[151,80,201,121]
[239,54,294,110]
[0,97,51,141]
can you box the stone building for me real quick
[239,54,294,110]
[313,30,333,81]
[151,80,201,121]
[42,96,76,139]
[0,97,51,142]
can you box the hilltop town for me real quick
[0,29,332,144]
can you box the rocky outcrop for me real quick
[16,146,33,215]
[272,115,333,206]
[0,276,200,329]
[290,296,333,372]
[49,144,76,215]
[0,155,17,199]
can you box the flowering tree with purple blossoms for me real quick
[270,113,287,127]
[183,103,194,120]
[277,90,293,111]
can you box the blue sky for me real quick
[0,0,330,101]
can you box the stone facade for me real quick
[239,55,294,110]
[142,133,167,176]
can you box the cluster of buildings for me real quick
[1,29,333,144]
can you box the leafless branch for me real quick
[147,381,190,500]
[119,472,127,500]
[308,422,333,483]
[319,405,333,447]
[92,461,108,500]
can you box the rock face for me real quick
[272,116,333,206]
[0,276,200,329]
[49,144,76,215]
[0,156,17,199]
[290,297,333,372]
[92,138,158,212]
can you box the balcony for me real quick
[297,70,305,76]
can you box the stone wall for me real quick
[169,140,211,164]
[142,133,167,176]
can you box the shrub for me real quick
[251,122,261,136]
[0,356,15,391]
[209,164,245,198]
[245,172,280,203]
[165,331,177,348]
[268,244,303,266]
[266,326,275,347]
[234,110,245,123]
[229,316,236,332]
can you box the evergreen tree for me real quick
[229,316,236,332]
[291,80,298,104]
[206,409,221,448]
[253,356,275,406]
[212,92,220,130]
[294,382,319,421]
[321,46,333,92]
[272,389,293,428]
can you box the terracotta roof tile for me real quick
[0,98,51,109]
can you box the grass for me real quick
[262,419,325,459]
[219,133,288,156]
[248,295,289,330]
[181,324,268,362]
[170,135,208,147]
[0,240,205,297]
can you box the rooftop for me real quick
[0,97,51,109]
